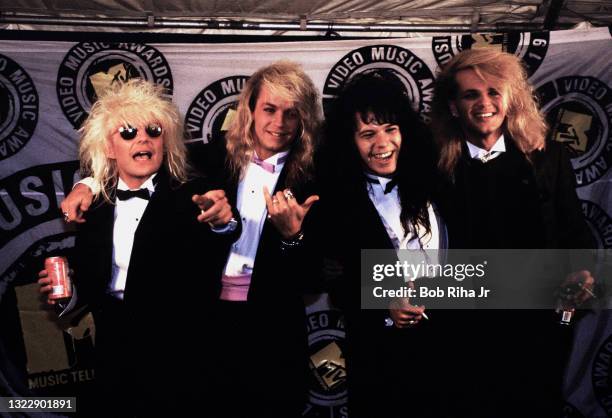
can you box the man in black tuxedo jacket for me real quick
[39,79,238,416]
[187,61,322,418]
[430,48,596,417]
[317,71,447,418]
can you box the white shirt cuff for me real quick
[211,218,238,234]
[74,177,99,195]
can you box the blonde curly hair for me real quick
[79,79,189,202]
[431,48,548,177]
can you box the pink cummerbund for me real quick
[220,274,252,301]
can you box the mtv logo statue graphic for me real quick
[553,108,592,153]
[89,63,129,99]
[310,341,346,391]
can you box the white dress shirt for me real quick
[466,134,506,163]
[367,174,447,329]
[220,151,288,300]
[366,174,445,250]
[109,176,156,299]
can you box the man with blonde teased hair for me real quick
[40,79,237,416]
[431,49,595,417]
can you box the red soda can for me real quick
[45,256,72,300]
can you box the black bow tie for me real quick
[116,188,150,201]
[383,178,398,194]
[365,176,397,194]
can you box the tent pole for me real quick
[544,0,566,30]
[0,13,546,32]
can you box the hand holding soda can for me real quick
[39,257,73,304]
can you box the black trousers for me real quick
[89,297,190,418]
[208,300,307,418]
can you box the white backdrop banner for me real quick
[0,26,611,417]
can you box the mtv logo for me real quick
[471,34,505,51]
[553,108,592,153]
[220,108,237,132]
[89,63,129,99]
[310,341,346,391]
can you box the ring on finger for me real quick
[63,212,70,222]
[408,320,416,325]
[284,190,294,200]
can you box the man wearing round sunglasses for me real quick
[39,79,238,416]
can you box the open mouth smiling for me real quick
[268,131,289,138]
[370,151,394,160]
[132,151,153,160]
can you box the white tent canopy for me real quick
[1,0,611,35]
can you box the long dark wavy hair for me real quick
[321,70,437,237]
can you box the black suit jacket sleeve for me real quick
[158,175,241,307]
[554,143,596,249]
[535,140,596,249]
[187,138,229,190]
[71,198,114,312]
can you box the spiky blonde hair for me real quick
[79,79,189,202]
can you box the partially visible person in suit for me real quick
[316,70,447,418]
[430,48,595,417]
[38,79,237,416]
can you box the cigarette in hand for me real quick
[578,282,596,299]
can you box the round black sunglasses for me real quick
[118,123,163,140]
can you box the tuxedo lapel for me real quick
[255,160,289,254]
[122,172,171,301]
[226,171,239,204]
[76,199,115,300]
[134,172,170,242]
[273,162,289,194]
[357,183,396,250]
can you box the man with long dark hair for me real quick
[318,71,446,418]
